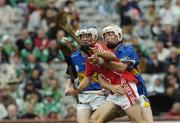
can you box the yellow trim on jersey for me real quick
[130,68,139,75]
[144,101,151,108]
[78,72,98,83]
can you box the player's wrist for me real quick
[76,88,81,94]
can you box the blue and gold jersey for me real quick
[67,50,102,91]
[115,44,148,97]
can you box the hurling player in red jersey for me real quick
[68,24,147,123]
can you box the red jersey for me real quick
[85,43,138,85]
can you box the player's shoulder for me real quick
[124,44,135,50]
[119,44,136,53]
[94,42,104,47]
[94,42,110,51]
[71,50,81,58]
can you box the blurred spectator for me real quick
[3,104,21,120]
[150,17,162,39]
[27,7,45,33]
[158,24,179,48]
[22,92,44,119]
[64,106,76,121]
[22,54,43,75]
[154,40,170,62]
[46,24,58,40]
[42,40,64,63]
[0,84,16,108]
[21,102,38,119]
[47,107,62,120]
[45,7,57,25]
[16,28,29,53]
[145,3,158,25]
[6,0,28,7]
[98,0,117,16]
[146,51,165,74]
[47,0,58,9]
[71,19,79,32]
[64,106,77,121]
[163,64,179,97]
[20,38,41,62]
[27,69,43,89]
[42,67,58,89]
[116,0,141,33]
[0,42,9,63]
[8,81,24,112]
[1,35,17,57]
[48,78,62,102]
[9,55,24,82]
[23,80,41,100]
[27,0,38,15]
[63,0,80,21]
[43,90,63,116]
[159,0,175,25]
[148,75,165,94]
[131,36,150,58]
[165,102,180,118]
[133,18,151,40]
[165,47,180,67]
[171,0,180,27]
[34,30,50,50]
[45,7,59,40]
[0,0,23,36]
[164,64,179,87]
[0,102,7,119]
[56,29,66,41]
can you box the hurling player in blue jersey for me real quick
[64,25,106,123]
[99,25,154,123]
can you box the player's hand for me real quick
[65,86,72,96]
[111,85,124,96]
[65,88,79,96]
[88,54,99,64]
[90,47,102,56]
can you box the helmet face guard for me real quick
[76,26,97,55]
[102,25,123,41]
[76,28,98,40]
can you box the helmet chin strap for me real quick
[107,41,121,49]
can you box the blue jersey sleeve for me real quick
[117,45,139,67]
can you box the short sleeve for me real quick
[118,46,139,66]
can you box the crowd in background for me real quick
[0,0,179,121]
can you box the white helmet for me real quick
[76,24,98,40]
[102,25,123,41]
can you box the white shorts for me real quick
[106,82,140,110]
[77,93,105,111]
[139,95,151,108]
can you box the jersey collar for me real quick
[116,43,125,52]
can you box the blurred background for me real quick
[0,0,179,122]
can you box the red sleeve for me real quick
[94,43,113,53]
[94,43,118,61]
[85,59,95,77]
[35,38,41,48]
